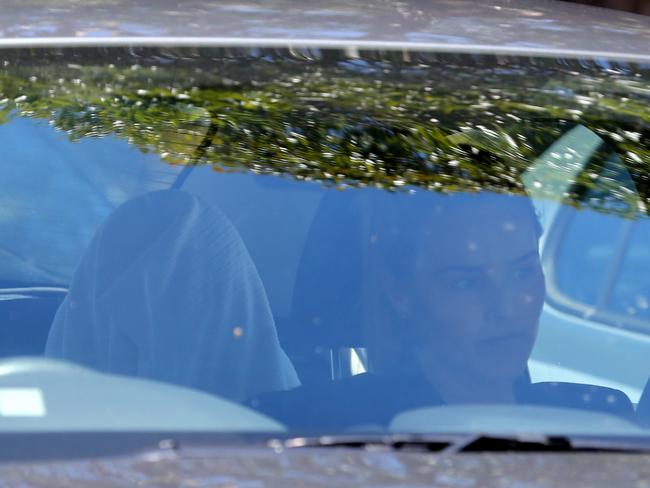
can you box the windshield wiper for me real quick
[276,433,650,453]
[276,434,453,452]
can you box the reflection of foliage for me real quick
[0,47,649,216]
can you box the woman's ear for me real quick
[379,270,412,320]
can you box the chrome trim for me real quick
[0,37,649,62]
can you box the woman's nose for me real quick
[483,279,518,324]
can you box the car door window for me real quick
[554,208,626,308]
[543,138,650,332]
[609,218,650,323]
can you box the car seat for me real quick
[285,188,422,382]
[44,189,299,401]
[285,189,369,383]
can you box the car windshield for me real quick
[1,46,649,437]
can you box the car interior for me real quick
[2,118,650,428]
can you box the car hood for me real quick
[2,445,650,486]
[0,0,649,60]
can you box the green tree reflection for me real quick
[0,47,648,216]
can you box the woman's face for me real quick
[410,194,545,384]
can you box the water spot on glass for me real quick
[370,235,379,244]
[232,326,244,338]
[502,222,515,231]
[467,241,478,252]
[268,439,284,454]
[635,295,649,310]
[581,393,592,403]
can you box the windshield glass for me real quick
[1,46,649,436]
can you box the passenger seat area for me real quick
[0,287,65,356]
[181,167,364,385]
